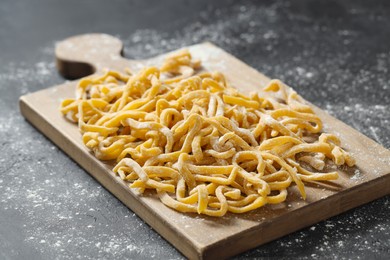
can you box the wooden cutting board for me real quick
[19,34,390,259]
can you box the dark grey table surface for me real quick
[1,0,389,259]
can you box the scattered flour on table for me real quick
[1,1,390,259]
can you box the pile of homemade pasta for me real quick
[61,50,354,217]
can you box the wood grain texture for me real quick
[19,34,390,259]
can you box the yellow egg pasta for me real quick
[60,49,355,217]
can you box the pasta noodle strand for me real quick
[60,49,355,217]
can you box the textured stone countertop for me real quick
[0,0,389,259]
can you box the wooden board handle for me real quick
[55,34,129,79]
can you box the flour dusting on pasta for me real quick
[60,50,354,217]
